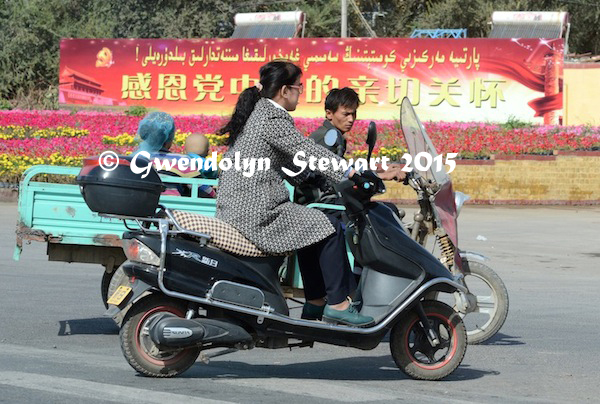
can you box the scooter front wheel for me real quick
[120,295,200,377]
[390,300,467,381]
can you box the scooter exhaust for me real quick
[149,315,253,348]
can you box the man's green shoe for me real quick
[323,304,374,326]
[301,302,325,320]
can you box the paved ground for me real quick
[1,202,599,403]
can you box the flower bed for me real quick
[1,110,600,185]
[0,125,89,140]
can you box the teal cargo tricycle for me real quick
[13,164,326,299]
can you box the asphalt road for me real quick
[1,202,599,403]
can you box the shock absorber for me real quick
[437,234,455,269]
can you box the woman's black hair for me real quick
[219,60,302,146]
[218,86,261,146]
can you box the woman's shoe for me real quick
[323,304,374,326]
[301,302,325,320]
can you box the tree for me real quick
[0,0,237,102]
[412,0,493,37]
[355,0,427,37]
[0,0,114,102]
[105,0,236,38]
[2,0,599,107]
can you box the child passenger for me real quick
[184,133,217,198]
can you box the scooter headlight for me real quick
[122,239,160,266]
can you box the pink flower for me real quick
[2,111,600,159]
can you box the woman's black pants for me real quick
[296,213,356,305]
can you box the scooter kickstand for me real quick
[199,352,210,364]
[200,348,240,364]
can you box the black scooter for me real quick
[84,131,469,381]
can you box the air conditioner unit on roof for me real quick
[231,11,305,39]
[490,11,569,39]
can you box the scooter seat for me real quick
[172,210,273,257]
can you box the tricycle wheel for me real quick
[459,260,509,345]
[390,300,466,381]
[120,295,200,377]
[429,259,509,344]
[106,265,127,306]
[102,264,128,309]
[101,270,113,309]
[106,265,131,327]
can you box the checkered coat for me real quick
[216,98,346,254]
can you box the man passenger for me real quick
[310,87,406,182]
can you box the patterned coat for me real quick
[216,98,346,254]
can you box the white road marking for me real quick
[214,377,479,403]
[0,371,234,404]
[2,343,128,370]
[1,343,552,403]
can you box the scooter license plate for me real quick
[107,286,132,306]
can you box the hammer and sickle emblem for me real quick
[96,47,114,68]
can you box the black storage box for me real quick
[76,155,165,217]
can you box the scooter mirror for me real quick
[366,121,377,162]
[324,128,345,157]
[454,191,471,217]
[324,128,341,147]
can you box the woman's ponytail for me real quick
[219,86,261,146]
[219,60,302,146]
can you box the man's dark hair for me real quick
[324,87,359,113]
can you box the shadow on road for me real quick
[442,364,500,381]
[56,317,503,382]
[479,332,524,346]
[58,317,119,336]
[178,355,498,382]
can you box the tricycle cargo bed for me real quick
[14,165,303,290]
[14,165,218,262]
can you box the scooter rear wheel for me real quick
[120,295,200,377]
[390,300,466,381]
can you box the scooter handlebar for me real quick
[351,170,385,194]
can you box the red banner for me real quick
[59,38,563,123]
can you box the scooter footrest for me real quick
[210,280,265,309]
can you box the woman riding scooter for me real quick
[83,93,469,380]
[216,60,372,326]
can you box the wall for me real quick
[375,152,600,205]
[564,64,600,126]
